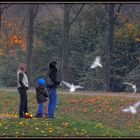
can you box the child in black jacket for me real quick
[35,79,48,118]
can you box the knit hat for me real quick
[38,79,45,86]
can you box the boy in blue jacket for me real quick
[35,79,48,118]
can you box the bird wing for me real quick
[74,85,84,89]
[123,82,133,86]
[95,56,101,63]
[133,87,137,93]
[70,87,75,92]
[121,108,130,112]
[61,81,72,88]
[96,56,103,67]
[133,101,140,109]
[90,63,96,69]
[129,106,137,114]
[98,63,103,67]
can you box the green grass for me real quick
[0,91,139,137]
[0,117,127,137]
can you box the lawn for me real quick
[0,90,140,137]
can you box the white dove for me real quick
[121,101,140,114]
[61,81,84,92]
[123,82,137,93]
[90,56,103,69]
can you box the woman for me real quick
[17,63,29,118]
[47,61,60,119]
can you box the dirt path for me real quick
[0,87,140,99]
[61,91,140,99]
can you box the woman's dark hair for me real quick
[49,61,57,69]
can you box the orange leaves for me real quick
[127,122,133,127]
[114,22,140,42]
[0,32,26,56]
[83,107,88,112]
[127,23,135,31]
[63,122,69,128]
[0,49,4,57]
[68,99,78,103]
[0,20,27,56]
[10,35,26,51]
[13,36,19,44]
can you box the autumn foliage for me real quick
[115,21,140,43]
[0,20,26,57]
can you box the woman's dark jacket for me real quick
[47,67,60,89]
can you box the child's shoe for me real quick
[44,113,48,119]
[35,114,43,118]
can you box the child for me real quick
[35,79,48,118]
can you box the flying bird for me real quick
[123,82,137,93]
[61,81,84,92]
[121,101,140,114]
[90,56,103,69]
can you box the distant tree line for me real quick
[0,3,140,93]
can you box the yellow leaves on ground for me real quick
[63,122,69,128]
[48,127,53,133]
[95,123,103,128]
[0,114,18,118]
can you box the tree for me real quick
[61,4,107,90]
[0,4,11,33]
[62,4,84,81]
[32,19,62,85]
[112,20,140,92]
[26,4,39,85]
[0,4,28,87]
[104,4,122,92]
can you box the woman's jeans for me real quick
[18,88,28,118]
[48,88,57,118]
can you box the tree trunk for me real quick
[0,6,2,34]
[105,4,114,92]
[26,5,34,85]
[62,4,84,81]
[62,4,70,81]
[26,4,39,86]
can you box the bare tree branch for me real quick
[33,4,39,19]
[114,4,122,23]
[69,4,73,9]
[18,17,26,39]
[65,4,71,14]
[69,4,85,28]
[0,4,12,14]
[47,5,57,18]
[2,4,12,10]
[105,4,109,13]
[60,3,64,9]
[68,3,73,13]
